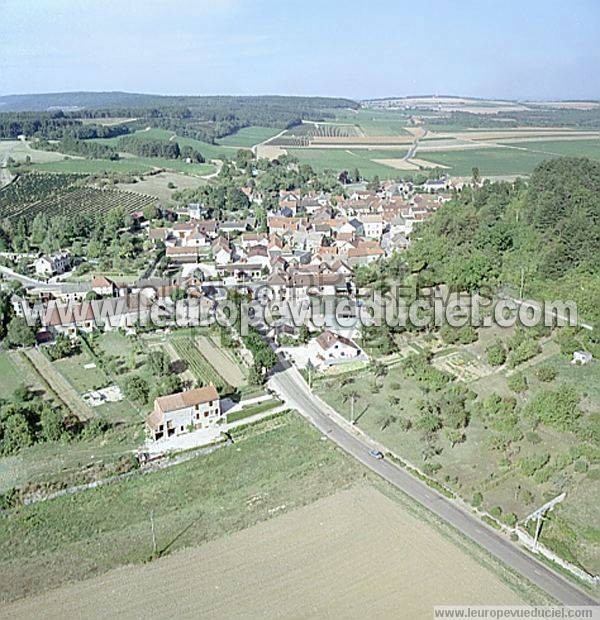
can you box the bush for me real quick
[485,341,507,366]
[507,373,528,393]
[523,386,580,431]
[471,491,483,507]
[490,506,503,519]
[573,460,589,473]
[507,338,541,368]
[536,364,557,382]
[518,452,550,476]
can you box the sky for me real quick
[1,0,599,100]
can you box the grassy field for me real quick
[217,125,281,147]
[0,413,363,603]
[0,351,22,398]
[0,140,67,164]
[287,148,404,178]
[497,138,600,159]
[315,329,600,574]
[0,485,541,618]
[30,158,155,174]
[116,171,207,202]
[417,146,552,176]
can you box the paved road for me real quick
[269,362,598,606]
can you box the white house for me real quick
[34,251,71,277]
[145,386,223,442]
[358,214,384,240]
[307,330,366,370]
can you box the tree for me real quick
[6,317,36,348]
[123,375,150,404]
[367,175,380,191]
[147,351,170,377]
[471,167,480,185]
[40,406,65,442]
[0,411,34,455]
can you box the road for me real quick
[268,362,598,606]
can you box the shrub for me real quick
[523,386,580,431]
[486,341,507,366]
[536,364,557,382]
[471,491,483,507]
[518,452,551,476]
[490,506,503,519]
[573,460,589,473]
[507,338,541,368]
[507,373,528,393]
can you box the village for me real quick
[2,173,457,455]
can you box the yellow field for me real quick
[1,486,527,619]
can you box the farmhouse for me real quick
[146,386,223,442]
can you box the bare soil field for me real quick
[408,157,451,169]
[0,486,527,619]
[372,158,418,170]
[196,335,246,387]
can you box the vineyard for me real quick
[170,336,232,394]
[269,122,361,147]
[0,172,157,219]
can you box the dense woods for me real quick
[408,157,600,321]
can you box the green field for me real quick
[30,158,155,174]
[217,126,281,147]
[287,148,403,178]
[93,128,240,161]
[419,147,553,176]
[0,412,362,602]
[31,155,213,176]
[497,139,600,159]
[353,109,412,136]
[0,352,22,398]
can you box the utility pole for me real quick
[519,267,525,299]
[150,510,157,556]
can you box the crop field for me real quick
[315,332,600,574]
[170,336,231,393]
[217,125,281,147]
[0,485,538,618]
[0,413,365,603]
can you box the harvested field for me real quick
[372,158,418,170]
[409,157,451,169]
[0,486,527,619]
[196,335,246,387]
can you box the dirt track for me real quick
[1,486,525,619]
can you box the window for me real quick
[204,411,209,417]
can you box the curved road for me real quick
[269,362,597,606]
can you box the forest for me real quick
[407,157,600,323]
[0,94,359,143]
